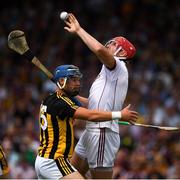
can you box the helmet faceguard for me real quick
[105,39,123,56]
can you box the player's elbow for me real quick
[96,45,106,56]
[96,47,116,69]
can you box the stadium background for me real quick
[0,0,179,178]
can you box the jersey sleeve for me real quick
[52,99,79,120]
[70,97,82,107]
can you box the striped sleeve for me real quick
[52,99,78,119]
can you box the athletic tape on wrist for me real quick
[23,50,35,62]
[112,111,122,120]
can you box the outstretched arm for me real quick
[64,13,116,69]
[76,95,88,108]
[74,104,138,123]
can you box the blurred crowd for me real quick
[0,0,179,178]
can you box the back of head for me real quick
[53,64,82,82]
[106,36,136,59]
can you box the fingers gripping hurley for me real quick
[8,30,54,82]
[8,30,29,55]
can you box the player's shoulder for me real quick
[43,92,64,106]
[42,92,70,113]
[59,95,75,106]
[43,92,57,101]
[102,57,126,72]
[43,92,79,109]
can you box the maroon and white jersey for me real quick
[86,57,128,133]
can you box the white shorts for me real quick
[74,128,120,168]
[35,156,77,179]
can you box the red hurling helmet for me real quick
[105,36,136,59]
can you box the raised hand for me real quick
[64,13,81,34]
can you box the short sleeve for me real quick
[52,99,79,120]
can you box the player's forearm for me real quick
[74,107,121,122]
[76,27,102,53]
[74,105,138,123]
[76,28,115,68]
[76,95,88,107]
[87,111,113,122]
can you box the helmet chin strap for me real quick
[57,77,67,89]
[114,46,122,56]
[114,46,127,59]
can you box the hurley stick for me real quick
[8,30,54,82]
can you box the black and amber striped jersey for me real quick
[38,92,79,160]
[0,145,9,175]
